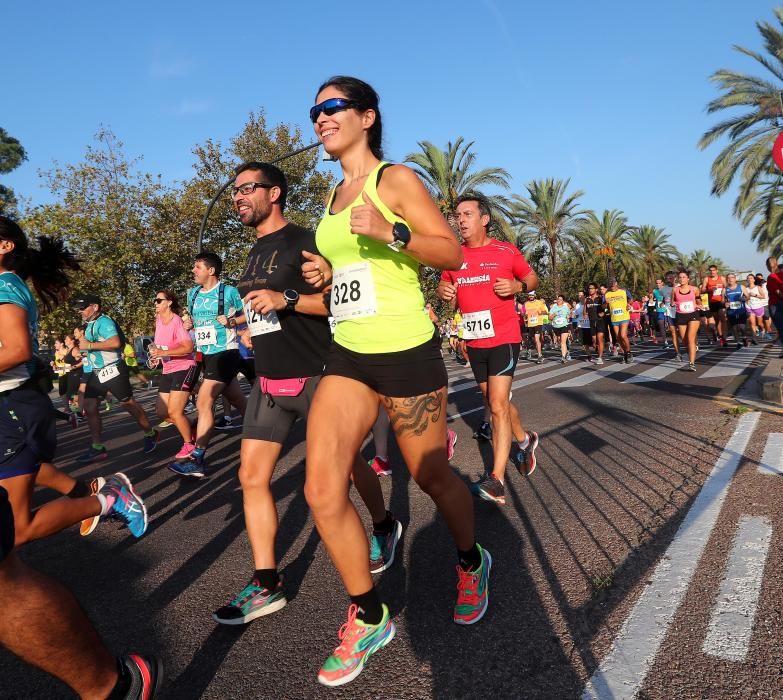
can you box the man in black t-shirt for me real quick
[212,162,397,626]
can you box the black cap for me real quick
[72,294,101,309]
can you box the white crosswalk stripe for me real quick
[547,351,666,389]
[758,433,783,475]
[701,344,767,378]
[623,346,718,384]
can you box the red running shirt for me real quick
[768,271,783,306]
[441,240,532,348]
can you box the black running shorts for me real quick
[580,328,594,345]
[0,386,56,480]
[0,487,13,563]
[242,376,320,443]
[676,312,699,326]
[324,332,447,398]
[158,369,190,393]
[202,349,241,385]
[468,343,520,385]
[553,326,569,336]
[84,361,134,402]
[708,301,724,315]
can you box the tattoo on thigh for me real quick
[383,389,443,437]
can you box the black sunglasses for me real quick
[309,98,357,123]
[154,298,167,304]
[231,182,274,196]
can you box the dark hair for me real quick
[708,264,718,270]
[677,268,689,275]
[316,75,383,159]
[0,216,80,313]
[157,289,182,315]
[456,193,492,231]
[234,161,288,212]
[195,251,223,277]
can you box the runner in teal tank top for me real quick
[301,75,492,688]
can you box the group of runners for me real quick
[3,74,783,698]
[446,264,782,375]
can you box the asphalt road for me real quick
[2,337,782,699]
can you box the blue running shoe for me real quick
[142,429,160,454]
[77,444,109,465]
[369,519,403,574]
[100,473,148,538]
[168,454,205,479]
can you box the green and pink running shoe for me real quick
[454,544,492,625]
[317,603,395,687]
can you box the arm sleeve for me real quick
[440,270,454,283]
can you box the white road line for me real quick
[702,515,772,662]
[581,411,760,700]
[758,433,783,475]
[548,351,666,389]
[700,345,766,378]
[624,347,716,384]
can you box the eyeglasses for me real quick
[231,182,273,197]
[309,98,357,123]
[154,298,167,304]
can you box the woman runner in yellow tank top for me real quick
[301,76,491,688]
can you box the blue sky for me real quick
[3,0,780,274]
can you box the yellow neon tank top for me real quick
[315,162,433,353]
[605,289,630,322]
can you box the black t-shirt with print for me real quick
[237,223,331,379]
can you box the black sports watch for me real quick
[283,289,299,311]
[387,222,411,252]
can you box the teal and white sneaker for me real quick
[213,578,287,625]
[318,604,395,687]
[99,473,147,538]
[369,519,403,574]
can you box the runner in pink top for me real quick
[149,290,197,459]
[672,271,701,371]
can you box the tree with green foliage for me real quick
[628,225,679,290]
[576,209,635,282]
[511,178,589,295]
[0,128,28,217]
[698,7,783,254]
[404,137,513,238]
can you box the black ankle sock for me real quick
[372,511,394,536]
[457,544,482,572]
[254,569,279,591]
[350,588,383,625]
[67,480,90,499]
[106,658,131,700]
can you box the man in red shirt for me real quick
[438,194,539,505]
[767,256,783,351]
[700,264,728,346]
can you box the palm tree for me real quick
[511,178,589,295]
[738,175,783,252]
[698,8,783,219]
[404,137,513,238]
[628,225,679,289]
[576,209,635,282]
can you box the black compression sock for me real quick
[67,480,90,499]
[372,511,395,536]
[458,544,482,572]
[254,569,279,591]
[350,588,383,625]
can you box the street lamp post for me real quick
[196,141,322,252]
